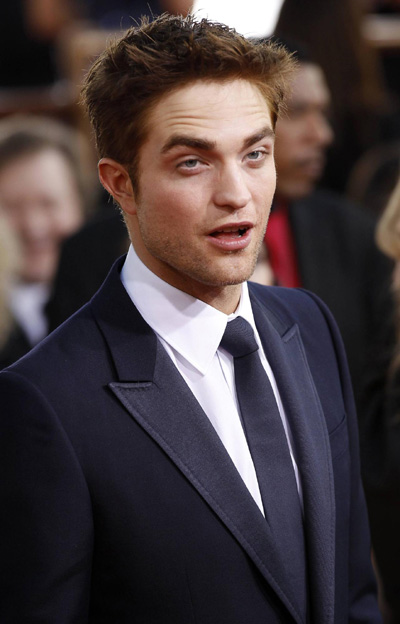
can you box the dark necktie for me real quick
[220,316,307,613]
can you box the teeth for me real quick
[213,226,248,234]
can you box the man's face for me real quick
[0,149,83,283]
[125,79,276,307]
[274,63,333,201]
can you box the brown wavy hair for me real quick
[81,13,296,190]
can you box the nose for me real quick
[213,163,252,210]
[306,112,333,148]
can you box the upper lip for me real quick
[208,221,254,236]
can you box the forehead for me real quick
[288,63,331,108]
[144,79,273,148]
[0,148,76,200]
[0,148,70,177]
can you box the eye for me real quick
[176,157,208,175]
[247,150,264,160]
[245,149,270,166]
[180,158,199,169]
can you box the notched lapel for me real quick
[251,292,336,624]
[110,340,305,624]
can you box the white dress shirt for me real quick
[121,245,302,514]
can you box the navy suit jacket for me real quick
[0,258,381,623]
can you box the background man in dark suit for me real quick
[260,39,394,415]
[0,15,381,623]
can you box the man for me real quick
[0,15,380,623]
[260,39,394,414]
[46,42,393,418]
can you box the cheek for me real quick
[255,165,276,201]
[268,162,277,190]
[141,183,201,228]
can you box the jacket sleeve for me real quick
[0,370,93,623]
[303,289,382,624]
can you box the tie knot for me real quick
[220,316,259,358]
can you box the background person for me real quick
[0,115,89,368]
[274,0,400,197]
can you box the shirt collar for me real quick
[121,245,258,375]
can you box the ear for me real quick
[98,158,137,214]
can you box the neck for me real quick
[151,265,242,315]
[131,238,242,315]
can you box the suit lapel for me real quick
[250,287,336,624]
[109,343,305,623]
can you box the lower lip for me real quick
[207,228,253,251]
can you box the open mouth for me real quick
[210,226,249,238]
[207,223,253,250]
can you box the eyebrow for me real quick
[242,127,275,150]
[160,126,275,155]
[161,136,215,154]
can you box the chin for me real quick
[204,261,258,288]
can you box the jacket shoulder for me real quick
[248,282,336,333]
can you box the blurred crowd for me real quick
[0,0,400,621]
